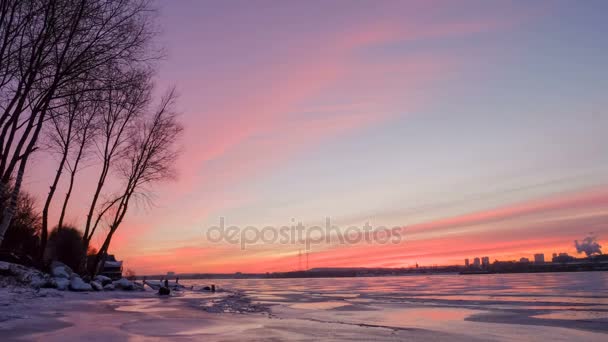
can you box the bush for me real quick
[45,225,85,272]
[0,189,41,260]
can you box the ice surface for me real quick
[1,272,607,341]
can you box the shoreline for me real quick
[137,269,608,281]
[139,266,608,280]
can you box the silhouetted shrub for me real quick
[45,225,85,272]
[0,188,41,261]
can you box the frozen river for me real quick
[2,272,607,341]
[181,272,608,340]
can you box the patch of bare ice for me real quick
[290,301,351,310]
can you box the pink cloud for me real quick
[25,8,545,275]
[142,186,608,274]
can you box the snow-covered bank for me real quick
[0,261,143,293]
[0,261,52,289]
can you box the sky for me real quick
[25,0,608,274]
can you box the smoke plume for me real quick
[574,234,602,257]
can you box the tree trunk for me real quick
[80,162,109,275]
[58,129,86,229]
[84,161,109,240]
[57,167,76,230]
[93,228,116,277]
[93,195,130,277]
[40,146,69,262]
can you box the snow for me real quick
[29,273,51,289]
[69,276,92,291]
[90,281,103,291]
[104,261,122,268]
[94,275,112,285]
[113,278,134,290]
[144,280,184,291]
[0,261,145,293]
[0,261,52,289]
[51,267,70,279]
[50,261,72,279]
[54,277,70,291]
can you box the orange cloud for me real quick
[122,185,608,274]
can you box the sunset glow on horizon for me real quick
[25,0,608,275]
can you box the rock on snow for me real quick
[50,261,72,279]
[54,277,70,291]
[69,275,92,291]
[90,281,103,291]
[0,261,53,289]
[94,275,112,286]
[113,278,134,290]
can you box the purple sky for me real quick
[25,0,608,273]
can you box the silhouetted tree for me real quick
[0,0,159,250]
[40,80,105,259]
[57,91,100,230]
[82,68,152,272]
[94,89,181,275]
[1,189,41,260]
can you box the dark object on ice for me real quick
[158,286,170,295]
[164,279,169,287]
[202,285,216,292]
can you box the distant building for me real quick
[481,256,490,268]
[552,252,576,263]
[473,257,481,268]
[534,253,545,264]
[465,258,470,267]
[520,257,530,263]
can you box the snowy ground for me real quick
[1,272,608,341]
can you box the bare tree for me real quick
[40,84,101,257]
[56,91,99,229]
[81,68,151,262]
[0,1,28,94]
[94,89,181,275]
[0,0,158,247]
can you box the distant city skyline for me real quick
[462,248,603,268]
